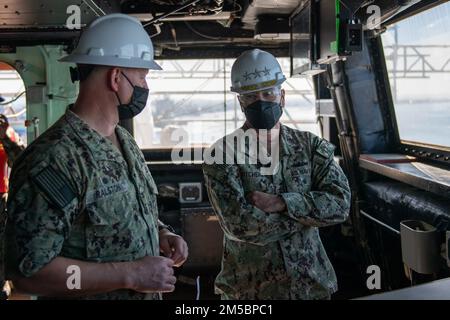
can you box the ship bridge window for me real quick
[0,62,27,145]
[133,58,318,150]
[382,2,450,149]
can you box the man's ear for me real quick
[280,88,285,108]
[108,67,122,92]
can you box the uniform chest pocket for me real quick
[131,160,157,199]
[85,179,132,223]
[285,159,312,193]
[135,165,159,221]
[84,182,140,261]
[239,167,273,193]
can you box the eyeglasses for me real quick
[239,87,282,106]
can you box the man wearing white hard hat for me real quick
[203,49,350,299]
[4,14,187,300]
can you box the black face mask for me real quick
[243,100,283,130]
[115,72,149,120]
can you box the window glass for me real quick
[382,3,450,148]
[134,58,318,149]
[0,63,27,145]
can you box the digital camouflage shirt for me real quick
[5,109,161,300]
[203,124,351,300]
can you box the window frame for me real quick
[377,1,450,167]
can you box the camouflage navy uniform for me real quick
[203,124,351,299]
[5,108,161,299]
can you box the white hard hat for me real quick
[230,49,285,94]
[60,13,161,70]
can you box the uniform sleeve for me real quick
[203,163,303,246]
[6,156,80,277]
[280,138,351,227]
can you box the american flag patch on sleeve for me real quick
[32,165,76,209]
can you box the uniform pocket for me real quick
[284,156,312,193]
[84,194,139,261]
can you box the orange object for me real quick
[0,62,14,71]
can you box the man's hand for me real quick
[127,256,177,293]
[0,115,9,139]
[10,255,178,297]
[159,230,188,267]
[247,191,286,213]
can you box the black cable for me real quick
[0,91,25,106]
[143,0,201,27]
[339,0,374,18]
[230,1,243,15]
[184,21,223,40]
